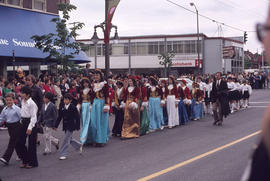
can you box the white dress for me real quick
[166,84,179,127]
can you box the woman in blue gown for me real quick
[87,69,110,147]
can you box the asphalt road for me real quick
[0,89,268,181]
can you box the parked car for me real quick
[177,77,193,90]
[159,77,193,90]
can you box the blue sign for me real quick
[0,5,90,63]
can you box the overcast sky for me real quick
[69,0,269,53]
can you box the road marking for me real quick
[249,102,270,104]
[249,106,268,108]
[137,130,261,181]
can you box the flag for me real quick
[105,0,120,43]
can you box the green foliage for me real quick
[158,52,175,77]
[31,3,85,74]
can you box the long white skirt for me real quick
[166,95,179,127]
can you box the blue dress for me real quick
[148,97,164,130]
[87,98,110,144]
[80,102,91,144]
[178,99,189,124]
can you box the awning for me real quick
[0,5,90,63]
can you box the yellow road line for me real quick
[137,130,261,181]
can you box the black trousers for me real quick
[112,107,124,135]
[16,118,38,167]
[2,122,22,162]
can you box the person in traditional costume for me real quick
[147,76,164,132]
[165,76,179,128]
[87,69,110,146]
[112,79,125,137]
[241,80,252,108]
[77,78,92,145]
[227,77,237,113]
[160,80,168,126]
[234,79,242,109]
[191,83,204,120]
[139,77,150,136]
[121,76,140,139]
[180,79,192,120]
[178,82,189,125]
[107,76,115,115]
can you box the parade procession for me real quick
[1,0,270,181]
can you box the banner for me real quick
[105,0,121,43]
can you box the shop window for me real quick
[167,41,173,52]
[7,0,21,6]
[33,0,46,11]
[124,43,129,55]
[137,42,148,55]
[112,44,124,56]
[123,43,136,55]
[184,41,192,54]
[148,42,159,55]
[159,42,165,54]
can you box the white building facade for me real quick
[78,34,244,76]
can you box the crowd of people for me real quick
[0,67,256,168]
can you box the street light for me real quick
[91,30,99,69]
[90,24,119,76]
[190,2,200,75]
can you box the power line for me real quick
[214,0,265,21]
[166,0,255,33]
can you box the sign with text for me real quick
[223,46,236,59]
[172,60,202,67]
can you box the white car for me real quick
[159,77,193,90]
[177,78,193,90]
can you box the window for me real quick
[159,42,165,54]
[33,0,46,11]
[0,0,5,4]
[97,44,103,56]
[148,42,159,54]
[137,42,148,55]
[172,41,184,54]
[123,43,136,55]
[7,0,21,6]
[112,44,124,56]
[167,41,173,52]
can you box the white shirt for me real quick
[117,87,123,97]
[65,103,70,110]
[199,82,206,91]
[227,82,236,91]
[242,84,252,95]
[44,102,51,111]
[216,80,221,87]
[21,98,38,131]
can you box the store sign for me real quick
[172,59,202,67]
[223,46,236,59]
[172,60,196,67]
[0,37,35,48]
[0,37,61,49]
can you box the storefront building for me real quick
[0,0,89,78]
[78,34,244,76]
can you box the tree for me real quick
[158,52,175,78]
[31,3,85,74]
[244,55,252,69]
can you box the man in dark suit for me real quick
[211,72,230,126]
[38,92,59,155]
